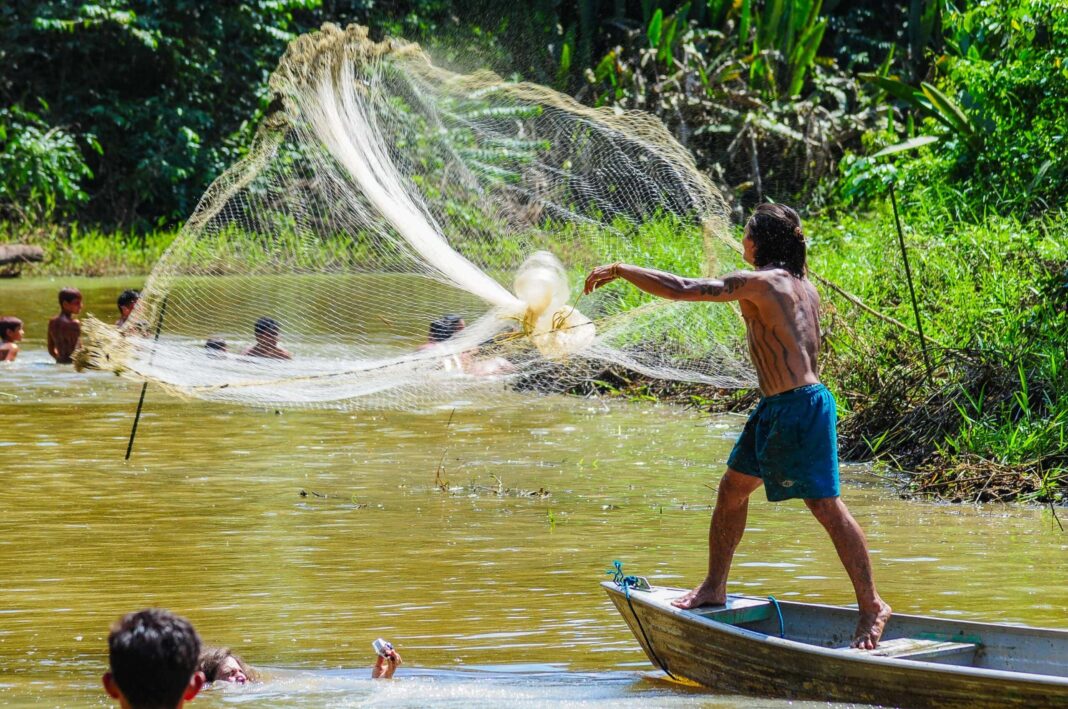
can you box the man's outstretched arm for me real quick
[584,263,761,302]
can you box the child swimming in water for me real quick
[242,316,291,360]
[116,289,140,328]
[0,316,23,361]
[198,647,256,684]
[197,642,401,684]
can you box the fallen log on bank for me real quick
[0,244,45,275]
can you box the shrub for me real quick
[0,104,97,221]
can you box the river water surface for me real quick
[1,278,1066,707]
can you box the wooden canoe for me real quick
[603,582,1068,708]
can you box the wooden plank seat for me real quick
[845,637,979,663]
[690,597,773,626]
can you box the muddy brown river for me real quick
[1,277,1065,707]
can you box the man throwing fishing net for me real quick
[584,204,891,649]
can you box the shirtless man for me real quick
[48,287,82,364]
[584,203,891,649]
[242,316,291,360]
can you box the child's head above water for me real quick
[428,314,465,343]
[253,316,281,343]
[197,646,254,684]
[743,203,806,278]
[0,316,23,342]
[103,608,203,709]
[58,287,83,314]
[117,289,140,316]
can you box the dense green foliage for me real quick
[0,1,934,228]
[841,0,1068,213]
[0,103,97,221]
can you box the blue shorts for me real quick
[726,383,840,502]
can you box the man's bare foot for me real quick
[671,577,726,609]
[851,600,892,649]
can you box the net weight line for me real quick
[125,296,169,461]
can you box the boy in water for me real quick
[47,287,82,363]
[0,316,24,361]
[584,204,891,649]
[103,608,205,709]
[242,316,291,359]
[116,289,140,328]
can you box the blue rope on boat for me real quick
[768,595,785,638]
[607,560,644,599]
[607,560,678,681]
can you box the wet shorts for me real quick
[726,383,840,502]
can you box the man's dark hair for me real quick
[253,316,280,338]
[108,609,201,709]
[746,203,807,278]
[428,314,464,343]
[0,316,22,340]
[59,286,82,304]
[118,289,141,310]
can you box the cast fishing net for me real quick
[77,23,757,409]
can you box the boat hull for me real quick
[604,583,1068,708]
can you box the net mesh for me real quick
[77,23,757,409]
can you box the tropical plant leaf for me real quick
[647,8,663,48]
[920,82,975,138]
[556,41,572,88]
[876,45,895,78]
[871,135,940,158]
[787,18,827,96]
[738,0,752,53]
[859,73,925,107]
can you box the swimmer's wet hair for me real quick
[108,608,201,709]
[745,203,807,278]
[118,289,141,309]
[59,286,82,304]
[428,314,464,342]
[197,646,257,683]
[0,316,22,339]
[254,316,281,338]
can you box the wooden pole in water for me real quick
[890,183,934,382]
[125,296,168,461]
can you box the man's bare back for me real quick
[48,313,81,364]
[735,270,822,396]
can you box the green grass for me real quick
[2,222,177,276]
[806,202,1068,502]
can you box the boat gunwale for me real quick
[601,581,1068,688]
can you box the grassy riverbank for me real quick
[1,223,176,277]
[809,206,1067,505]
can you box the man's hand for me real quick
[584,262,623,294]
